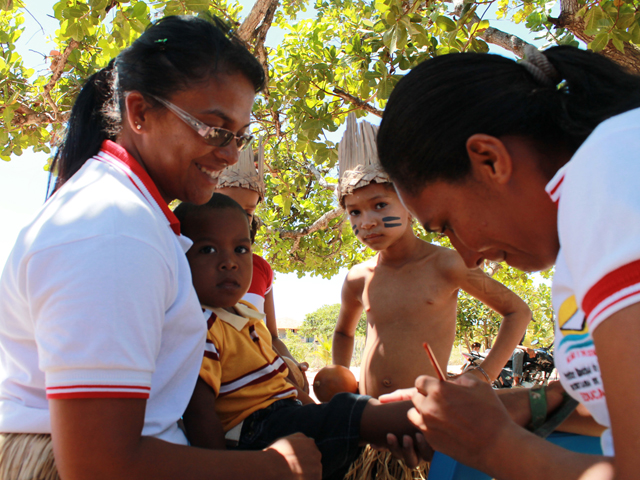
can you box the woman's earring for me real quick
[135,123,142,130]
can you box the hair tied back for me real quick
[520,45,560,87]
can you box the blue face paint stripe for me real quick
[384,223,402,228]
[382,216,401,222]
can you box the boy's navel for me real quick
[382,378,392,388]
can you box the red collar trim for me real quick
[545,164,567,207]
[100,140,180,235]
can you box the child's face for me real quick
[344,182,412,251]
[216,186,260,223]
[185,208,253,309]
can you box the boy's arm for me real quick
[332,273,365,368]
[450,257,532,382]
[182,377,227,450]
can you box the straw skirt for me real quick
[344,445,429,480]
[0,433,60,480]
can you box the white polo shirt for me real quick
[0,140,206,444]
[547,107,640,456]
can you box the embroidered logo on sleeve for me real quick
[558,295,587,334]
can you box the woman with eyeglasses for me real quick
[376,46,640,480]
[0,15,320,480]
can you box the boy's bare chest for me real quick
[360,265,456,318]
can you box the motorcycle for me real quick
[462,340,555,389]
[521,339,555,387]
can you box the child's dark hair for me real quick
[49,15,265,196]
[378,46,640,195]
[174,193,249,236]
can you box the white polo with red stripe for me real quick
[0,140,205,444]
[546,107,640,456]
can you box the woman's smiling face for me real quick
[134,73,256,206]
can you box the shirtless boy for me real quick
[332,114,532,399]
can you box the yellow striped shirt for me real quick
[199,301,297,432]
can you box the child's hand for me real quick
[264,433,322,480]
[374,433,433,468]
[378,387,416,403]
[297,361,310,393]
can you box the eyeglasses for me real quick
[149,94,253,151]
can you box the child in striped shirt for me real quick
[178,194,430,480]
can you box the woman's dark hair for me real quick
[174,193,249,237]
[378,46,640,195]
[49,15,265,196]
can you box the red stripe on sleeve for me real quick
[583,258,640,317]
[47,391,150,400]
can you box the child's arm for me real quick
[449,256,532,382]
[182,377,226,450]
[332,273,365,368]
[265,289,297,362]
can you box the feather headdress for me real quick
[216,141,266,201]
[337,113,390,207]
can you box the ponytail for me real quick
[378,46,640,194]
[48,59,117,196]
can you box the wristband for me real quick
[528,386,547,431]
[471,366,491,384]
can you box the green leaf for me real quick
[436,15,456,32]
[185,0,209,12]
[589,32,610,52]
[131,1,147,17]
[62,7,86,19]
[630,22,640,44]
[611,37,625,52]
[396,25,408,49]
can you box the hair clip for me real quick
[155,38,168,43]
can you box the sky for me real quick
[0,0,544,322]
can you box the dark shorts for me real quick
[233,393,371,480]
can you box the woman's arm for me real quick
[591,302,640,479]
[50,396,322,480]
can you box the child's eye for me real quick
[375,202,387,209]
[199,246,216,254]
[236,246,249,254]
[349,210,360,216]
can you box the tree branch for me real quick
[548,6,640,74]
[302,153,336,191]
[479,27,529,58]
[237,0,278,42]
[332,88,383,117]
[272,207,343,239]
[43,39,79,120]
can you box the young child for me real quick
[332,114,532,398]
[214,142,307,386]
[177,194,428,480]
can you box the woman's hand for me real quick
[407,374,519,472]
[264,433,322,480]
